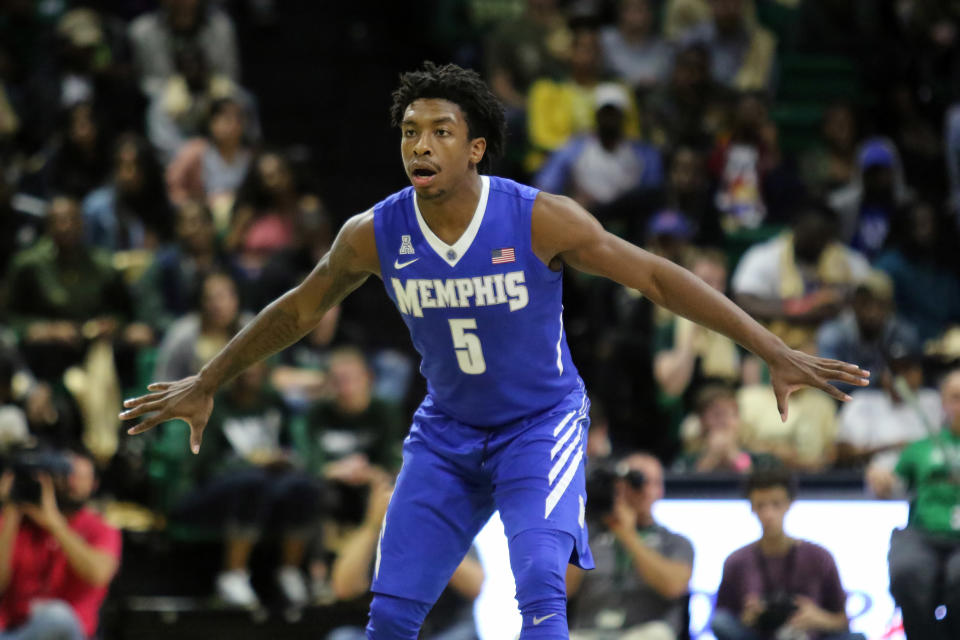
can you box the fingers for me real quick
[147,381,174,391]
[817,359,871,382]
[817,367,868,387]
[816,378,851,403]
[189,425,204,455]
[119,398,167,421]
[773,384,790,423]
[122,391,166,409]
[126,413,167,435]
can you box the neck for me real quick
[416,172,483,245]
[217,140,240,162]
[598,132,621,151]
[572,70,596,87]
[759,530,792,555]
[623,27,649,44]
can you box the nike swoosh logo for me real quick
[532,614,557,625]
[394,257,420,269]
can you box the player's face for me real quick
[401,99,486,200]
[750,487,791,536]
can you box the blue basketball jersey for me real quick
[372,175,580,427]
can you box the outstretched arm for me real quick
[121,211,379,451]
[531,194,869,418]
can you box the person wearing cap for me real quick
[527,25,642,170]
[868,368,960,640]
[836,334,940,470]
[816,269,920,393]
[827,137,914,258]
[535,81,662,210]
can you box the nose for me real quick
[412,133,432,157]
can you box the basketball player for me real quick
[120,63,869,639]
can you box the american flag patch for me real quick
[491,248,516,264]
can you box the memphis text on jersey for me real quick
[390,271,529,318]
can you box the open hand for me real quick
[767,348,869,421]
[120,375,215,454]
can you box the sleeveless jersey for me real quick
[372,175,580,427]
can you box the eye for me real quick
[436,129,449,137]
[403,129,416,137]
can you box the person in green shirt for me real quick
[151,361,324,609]
[303,347,404,525]
[2,196,153,381]
[868,368,960,640]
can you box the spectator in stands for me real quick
[646,43,730,150]
[83,133,172,251]
[0,165,41,281]
[711,469,864,640]
[327,475,484,640]
[30,102,112,199]
[817,270,919,393]
[18,8,143,155]
[645,210,695,268]
[654,250,742,410]
[128,0,240,97]
[610,145,723,246]
[4,196,146,382]
[251,204,332,311]
[709,92,802,231]
[271,306,341,408]
[133,201,232,333]
[600,0,674,92]
[837,337,940,470]
[0,348,83,453]
[154,270,250,382]
[149,45,258,164]
[157,360,324,607]
[673,384,772,473]
[736,363,839,472]
[226,151,323,277]
[828,137,914,258]
[874,200,960,343]
[732,204,870,350]
[534,83,662,210]
[527,25,641,166]
[485,0,570,114]
[679,0,776,91]
[799,102,858,199]
[303,347,403,523]
[165,97,253,220]
[793,0,887,58]
[0,449,121,639]
[568,452,693,639]
[868,368,960,640]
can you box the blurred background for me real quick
[1,0,960,639]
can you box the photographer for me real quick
[568,453,693,640]
[711,469,863,640]
[0,449,121,639]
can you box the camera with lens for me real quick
[584,462,646,522]
[753,591,798,633]
[4,449,73,505]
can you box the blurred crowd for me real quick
[1,0,960,638]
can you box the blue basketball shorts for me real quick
[371,380,595,605]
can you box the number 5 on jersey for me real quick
[449,319,486,374]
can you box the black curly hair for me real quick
[390,61,506,174]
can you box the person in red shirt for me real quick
[0,450,121,639]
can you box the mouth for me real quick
[410,165,438,188]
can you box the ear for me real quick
[468,137,487,168]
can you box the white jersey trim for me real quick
[413,175,490,267]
